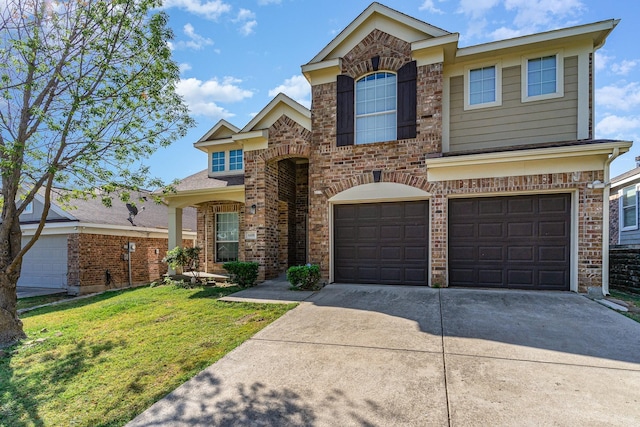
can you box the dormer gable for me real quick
[241,93,310,134]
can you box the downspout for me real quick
[602,147,621,296]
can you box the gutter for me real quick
[602,147,621,296]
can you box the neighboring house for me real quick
[610,157,640,246]
[17,189,196,295]
[165,3,631,294]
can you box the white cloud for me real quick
[170,23,214,50]
[595,51,614,72]
[239,20,257,36]
[268,75,311,108]
[596,82,640,111]
[419,0,444,14]
[458,0,585,41]
[179,63,192,74]
[611,60,638,76]
[176,77,253,119]
[257,0,281,4]
[233,8,257,36]
[596,114,640,140]
[162,0,231,20]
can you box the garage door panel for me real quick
[479,223,504,238]
[539,246,567,262]
[478,269,503,285]
[539,195,569,212]
[507,222,534,237]
[449,194,570,290]
[450,223,475,238]
[380,225,402,239]
[450,268,475,284]
[508,270,534,286]
[479,246,502,261]
[539,221,567,237]
[508,246,534,261]
[508,198,535,214]
[380,246,402,260]
[478,199,504,215]
[334,201,429,285]
[539,270,567,286]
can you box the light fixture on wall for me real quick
[373,170,382,183]
[249,204,257,214]
[587,180,605,189]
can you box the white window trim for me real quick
[521,51,564,103]
[209,149,244,176]
[620,185,639,231]
[463,61,502,111]
[355,71,397,145]
[215,212,239,263]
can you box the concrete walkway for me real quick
[128,284,640,427]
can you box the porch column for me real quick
[168,207,183,274]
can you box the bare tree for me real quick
[0,0,194,345]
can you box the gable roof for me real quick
[307,2,450,65]
[241,93,311,133]
[197,119,241,144]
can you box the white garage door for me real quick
[17,235,68,289]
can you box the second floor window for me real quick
[229,149,243,171]
[621,185,638,230]
[469,66,496,105]
[355,72,397,145]
[212,152,225,172]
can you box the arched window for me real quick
[355,72,397,145]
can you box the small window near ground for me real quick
[355,72,397,145]
[621,185,638,230]
[212,152,225,172]
[229,149,243,171]
[465,64,501,110]
[216,212,239,262]
[522,53,563,102]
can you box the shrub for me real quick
[163,246,201,272]
[223,261,259,288]
[287,264,321,290]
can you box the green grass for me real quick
[1,285,296,427]
[17,294,73,311]
[610,289,640,323]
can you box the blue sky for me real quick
[149,0,640,183]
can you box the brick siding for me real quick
[67,233,192,295]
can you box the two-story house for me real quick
[165,3,631,294]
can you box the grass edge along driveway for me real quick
[1,285,296,427]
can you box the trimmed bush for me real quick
[287,264,321,290]
[223,261,259,288]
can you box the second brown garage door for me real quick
[334,201,429,285]
[448,193,571,290]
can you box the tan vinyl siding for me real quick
[449,56,578,152]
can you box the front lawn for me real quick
[1,285,295,427]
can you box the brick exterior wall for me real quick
[244,115,312,281]
[67,233,193,295]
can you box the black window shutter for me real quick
[336,74,354,146]
[397,61,417,140]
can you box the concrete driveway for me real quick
[128,285,640,426]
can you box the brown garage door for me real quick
[334,201,429,285]
[448,194,571,290]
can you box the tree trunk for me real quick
[0,215,26,345]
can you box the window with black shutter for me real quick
[397,61,417,139]
[336,74,354,146]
